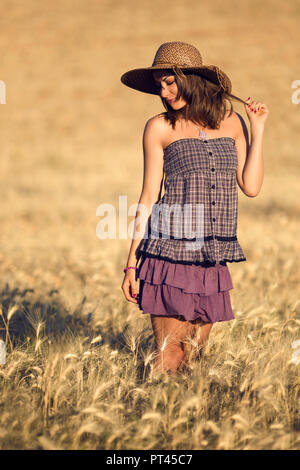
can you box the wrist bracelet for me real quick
[123,266,137,273]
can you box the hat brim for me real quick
[120,64,232,96]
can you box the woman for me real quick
[121,41,269,376]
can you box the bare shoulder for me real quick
[143,113,168,148]
[140,114,166,203]
[144,112,168,133]
[224,110,247,138]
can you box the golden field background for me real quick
[0,0,299,450]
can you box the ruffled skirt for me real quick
[136,254,234,323]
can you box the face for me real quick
[152,70,187,110]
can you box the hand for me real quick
[245,97,269,128]
[121,269,139,304]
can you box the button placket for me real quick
[206,143,218,257]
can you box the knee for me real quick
[155,344,186,373]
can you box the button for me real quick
[212,201,215,205]
[208,151,213,156]
[211,184,215,189]
[211,168,215,172]
[203,140,208,143]
[212,218,216,222]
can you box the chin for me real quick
[173,104,186,111]
[170,101,186,110]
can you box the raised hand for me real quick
[245,97,269,128]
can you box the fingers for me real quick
[122,288,138,303]
[245,97,267,114]
[121,278,139,304]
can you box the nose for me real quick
[160,88,171,99]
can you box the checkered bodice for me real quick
[137,137,246,265]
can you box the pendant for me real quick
[199,130,208,139]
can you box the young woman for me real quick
[121,41,269,376]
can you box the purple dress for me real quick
[136,137,246,323]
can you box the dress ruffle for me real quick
[136,255,235,323]
[137,255,233,295]
[137,236,246,265]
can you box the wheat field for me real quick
[0,0,299,450]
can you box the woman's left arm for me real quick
[235,98,269,197]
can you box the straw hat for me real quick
[121,41,245,103]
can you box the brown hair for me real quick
[160,66,240,130]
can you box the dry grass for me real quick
[0,0,299,450]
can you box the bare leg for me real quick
[150,315,193,376]
[184,320,213,360]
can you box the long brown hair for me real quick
[160,66,242,130]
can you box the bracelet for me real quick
[123,266,137,273]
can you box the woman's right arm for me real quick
[121,115,165,303]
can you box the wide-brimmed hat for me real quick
[121,41,246,104]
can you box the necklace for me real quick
[199,129,208,139]
[180,121,209,140]
[191,122,208,140]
